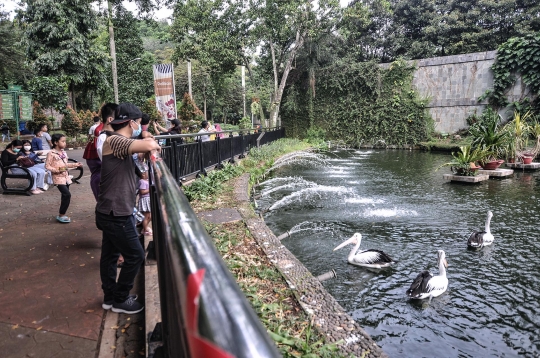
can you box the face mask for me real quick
[131,121,142,138]
[13,148,20,153]
[24,146,31,151]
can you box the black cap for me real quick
[170,119,180,126]
[112,103,143,124]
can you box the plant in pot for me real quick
[468,108,510,170]
[437,146,488,176]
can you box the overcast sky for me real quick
[3,0,352,21]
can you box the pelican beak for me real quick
[333,236,356,251]
[444,259,448,268]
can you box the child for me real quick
[45,134,83,223]
[138,170,152,235]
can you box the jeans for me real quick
[57,184,71,215]
[11,165,45,191]
[96,211,144,303]
[86,159,101,201]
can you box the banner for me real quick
[153,64,177,122]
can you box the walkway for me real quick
[0,149,140,358]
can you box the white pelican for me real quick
[467,211,494,250]
[406,250,448,300]
[333,233,396,268]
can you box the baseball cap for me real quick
[170,119,180,126]
[112,103,143,124]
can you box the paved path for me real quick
[0,149,106,357]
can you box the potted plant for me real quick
[437,146,488,176]
[468,108,510,169]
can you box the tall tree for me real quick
[0,5,27,88]
[22,0,107,110]
[112,5,155,106]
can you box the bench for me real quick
[0,161,35,195]
[0,158,83,195]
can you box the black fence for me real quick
[155,127,286,183]
[146,127,286,357]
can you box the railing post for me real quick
[239,130,246,159]
[229,132,235,163]
[197,139,206,177]
[216,136,223,169]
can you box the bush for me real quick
[78,109,96,135]
[305,126,326,144]
[61,106,82,138]
[239,116,252,129]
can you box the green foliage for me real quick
[305,126,326,145]
[0,8,26,88]
[61,106,82,138]
[78,109,95,135]
[468,108,509,158]
[112,5,155,107]
[23,0,107,109]
[178,92,204,123]
[183,163,244,201]
[28,76,68,111]
[238,116,252,129]
[437,145,488,176]
[140,97,161,122]
[482,33,540,110]
[282,58,432,146]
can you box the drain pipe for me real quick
[276,231,290,240]
[316,269,337,282]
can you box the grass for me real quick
[418,136,471,151]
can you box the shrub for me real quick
[61,106,82,138]
[78,109,95,135]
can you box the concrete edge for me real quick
[144,234,162,358]
[97,309,119,358]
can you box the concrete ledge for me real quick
[443,174,489,182]
[505,162,540,170]
[477,169,514,178]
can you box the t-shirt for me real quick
[139,179,150,198]
[96,132,107,161]
[89,123,99,135]
[197,128,210,142]
[96,133,137,216]
[41,132,52,150]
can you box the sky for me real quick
[3,0,352,20]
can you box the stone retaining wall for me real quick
[234,173,387,358]
[383,51,530,134]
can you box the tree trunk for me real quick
[269,31,305,128]
[108,1,119,103]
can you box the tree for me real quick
[28,76,68,117]
[111,5,155,106]
[61,106,82,138]
[22,0,107,110]
[0,5,27,88]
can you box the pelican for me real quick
[333,233,396,268]
[467,211,494,250]
[406,250,448,300]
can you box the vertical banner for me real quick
[153,64,177,122]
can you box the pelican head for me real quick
[333,233,361,251]
[487,210,493,219]
[437,249,448,268]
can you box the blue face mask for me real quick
[131,121,142,138]
[13,148,20,153]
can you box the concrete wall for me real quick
[394,51,530,134]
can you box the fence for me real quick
[147,127,286,357]
[155,127,286,183]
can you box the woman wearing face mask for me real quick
[1,139,45,194]
[19,140,48,190]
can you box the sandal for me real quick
[31,189,42,195]
[56,215,71,223]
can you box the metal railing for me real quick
[155,127,286,183]
[148,154,281,358]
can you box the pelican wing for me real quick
[426,275,448,293]
[467,231,485,248]
[351,249,394,265]
[406,271,432,298]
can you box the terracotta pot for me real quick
[480,159,504,170]
[523,156,534,164]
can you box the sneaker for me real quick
[111,296,144,314]
[102,294,138,310]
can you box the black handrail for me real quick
[148,155,281,358]
[156,127,285,183]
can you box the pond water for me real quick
[256,149,540,358]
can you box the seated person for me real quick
[31,129,44,151]
[19,139,48,189]
[197,120,215,142]
[0,140,46,195]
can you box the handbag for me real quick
[19,156,35,168]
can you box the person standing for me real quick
[96,103,160,314]
[45,134,83,223]
[37,124,52,150]
[1,122,10,142]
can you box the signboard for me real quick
[19,94,33,120]
[0,92,15,120]
[153,63,177,122]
